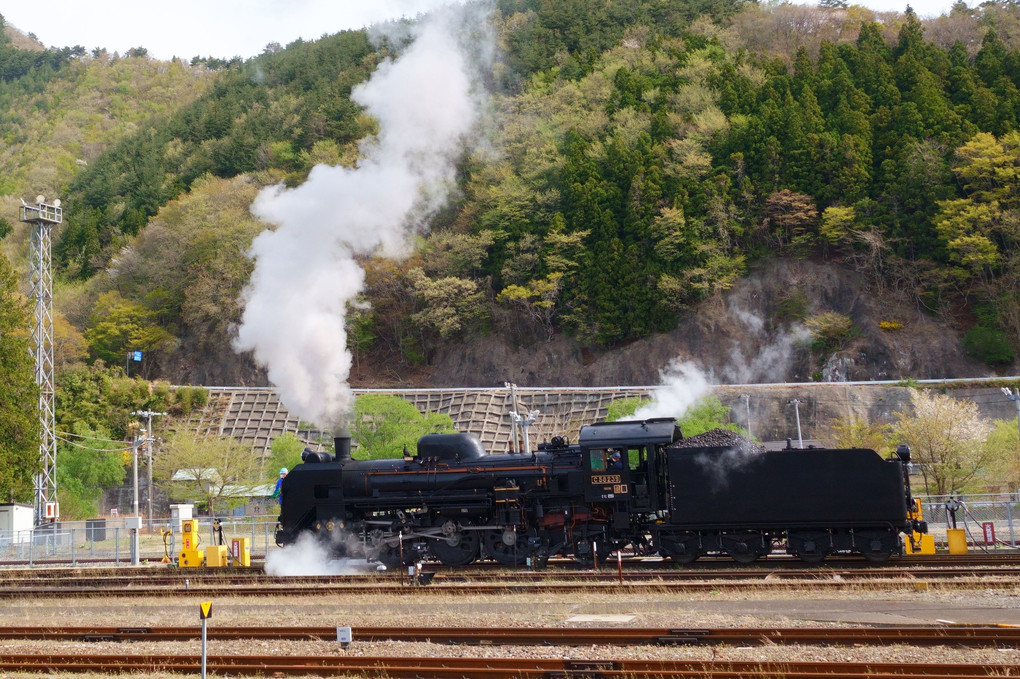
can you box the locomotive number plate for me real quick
[591,474,621,485]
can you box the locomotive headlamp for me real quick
[894,444,911,462]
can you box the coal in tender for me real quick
[673,428,765,454]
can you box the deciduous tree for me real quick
[154,430,262,515]
[351,394,456,460]
[893,389,992,496]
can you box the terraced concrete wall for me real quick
[179,383,1018,456]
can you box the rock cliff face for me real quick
[426,259,995,388]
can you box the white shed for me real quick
[0,504,34,544]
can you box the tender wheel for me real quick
[796,549,828,564]
[788,532,829,564]
[659,533,701,565]
[855,530,898,563]
[429,522,480,566]
[722,532,768,564]
[861,548,892,563]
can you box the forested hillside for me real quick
[2,0,1019,392]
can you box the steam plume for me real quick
[633,359,710,419]
[234,6,487,428]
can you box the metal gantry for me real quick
[20,197,62,525]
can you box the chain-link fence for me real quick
[917,493,1019,549]
[0,515,279,567]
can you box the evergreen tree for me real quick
[0,254,40,503]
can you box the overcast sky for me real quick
[3,0,958,61]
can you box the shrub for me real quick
[963,325,1016,366]
[805,312,856,353]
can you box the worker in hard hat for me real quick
[272,467,288,504]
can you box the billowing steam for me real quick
[265,532,377,576]
[632,359,710,419]
[234,6,488,428]
[723,300,811,384]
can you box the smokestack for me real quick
[334,428,352,461]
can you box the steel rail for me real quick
[0,576,1014,599]
[1,624,1019,647]
[0,653,1014,678]
[0,552,1016,574]
[2,566,1018,589]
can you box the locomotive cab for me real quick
[578,418,683,512]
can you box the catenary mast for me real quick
[20,196,61,525]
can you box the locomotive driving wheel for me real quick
[481,527,534,566]
[429,521,480,566]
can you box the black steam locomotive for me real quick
[275,418,925,566]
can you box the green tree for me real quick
[0,253,39,503]
[351,394,456,460]
[828,413,892,453]
[85,291,177,372]
[55,421,126,519]
[983,419,1020,493]
[154,430,262,515]
[607,395,746,438]
[265,433,305,482]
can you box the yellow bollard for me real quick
[947,528,968,554]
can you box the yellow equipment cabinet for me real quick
[178,519,205,567]
[206,545,229,567]
[231,537,251,567]
[904,498,936,555]
[947,528,968,554]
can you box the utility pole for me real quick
[742,394,752,440]
[788,399,804,449]
[1002,388,1020,438]
[132,410,166,528]
[20,196,61,526]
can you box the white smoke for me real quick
[265,532,377,576]
[632,359,710,420]
[234,6,489,429]
[723,300,811,384]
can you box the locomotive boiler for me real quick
[275,418,924,566]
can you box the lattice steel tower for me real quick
[20,196,62,524]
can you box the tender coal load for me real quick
[673,428,765,454]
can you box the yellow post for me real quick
[947,528,968,554]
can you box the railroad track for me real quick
[2,624,1019,646]
[1,551,1017,572]
[0,578,1014,598]
[3,567,1018,587]
[0,653,1013,677]
[2,559,1019,587]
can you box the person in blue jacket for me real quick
[272,468,288,504]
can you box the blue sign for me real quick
[132,351,143,362]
